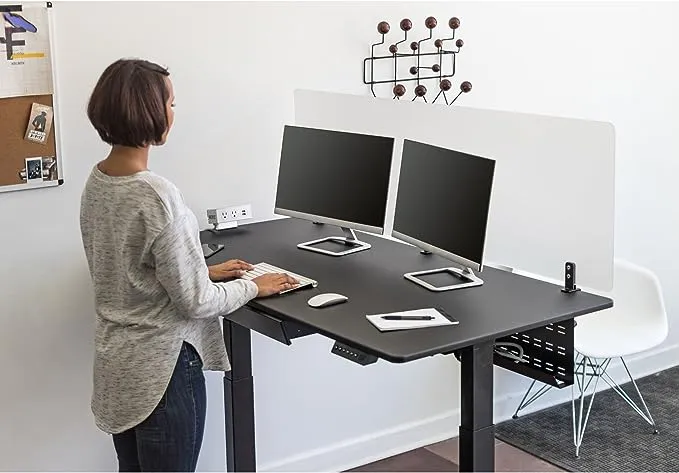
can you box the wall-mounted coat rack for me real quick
[363,16,472,105]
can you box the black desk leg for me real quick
[223,320,256,472]
[458,341,495,472]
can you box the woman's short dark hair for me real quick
[87,58,170,148]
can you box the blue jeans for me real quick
[112,342,206,472]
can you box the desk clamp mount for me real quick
[561,261,581,293]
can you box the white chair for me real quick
[511,258,669,457]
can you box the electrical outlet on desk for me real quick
[206,203,253,232]
[232,204,252,220]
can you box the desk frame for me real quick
[223,320,256,473]
[222,309,572,472]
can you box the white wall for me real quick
[0,1,677,471]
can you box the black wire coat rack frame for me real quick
[363,16,472,105]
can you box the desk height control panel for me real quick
[331,341,378,366]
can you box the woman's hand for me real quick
[208,259,254,281]
[252,273,299,297]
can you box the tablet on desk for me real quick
[202,243,224,259]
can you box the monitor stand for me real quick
[404,265,484,292]
[297,227,371,257]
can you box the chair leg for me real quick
[599,357,658,434]
[572,355,607,457]
[513,378,553,419]
[572,354,659,457]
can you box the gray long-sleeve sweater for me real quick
[79,165,258,434]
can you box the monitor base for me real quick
[404,266,484,292]
[298,227,371,257]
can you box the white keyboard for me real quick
[241,262,318,294]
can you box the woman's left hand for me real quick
[208,259,254,281]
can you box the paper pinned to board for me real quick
[0,5,54,99]
[24,102,53,144]
[366,307,458,332]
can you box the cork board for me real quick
[0,94,59,187]
[0,3,61,193]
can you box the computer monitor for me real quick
[274,125,395,256]
[392,139,496,291]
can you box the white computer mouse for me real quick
[307,293,348,308]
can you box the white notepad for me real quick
[366,308,458,332]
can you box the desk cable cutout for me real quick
[494,342,526,363]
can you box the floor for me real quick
[349,436,565,472]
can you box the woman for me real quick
[79,58,297,472]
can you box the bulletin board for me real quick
[0,2,62,193]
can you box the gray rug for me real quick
[495,366,679,472]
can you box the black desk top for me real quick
[202,218,612,363]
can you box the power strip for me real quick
[206,203,253,232]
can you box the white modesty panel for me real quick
[294,89,615,292]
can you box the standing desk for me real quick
[201,218,613,472]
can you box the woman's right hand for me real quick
[252,273,299,297]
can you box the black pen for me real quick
[381,315,435,321]
[436,306,459,325]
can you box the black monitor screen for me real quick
[393,139,495,266]
[275,125,395,231]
